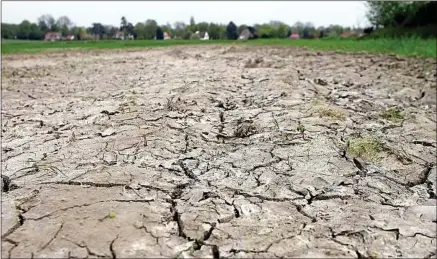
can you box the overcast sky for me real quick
[2,1,370,28]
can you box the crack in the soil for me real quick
[231,188,305,203]
[168,181,222,257]
[109,235,119,259]
[38,222,64,251]
[411,140,436,148]
[295,204,317,222]
[328,227,365,258]
[426,181,436,199]
[63,238,107,258]
[3,238,19,259]
[406,164,435,187]
[138,183,173,194]
[140,225,160,245]
[424,251,436,259]
[369,226,400,240]
[245,158,282,173]
[41,180,127,187]
[2,205,26,239]
[178,160,199,181]
[168,183,191,240]
[230,222,306,255]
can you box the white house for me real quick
[196,31,209,40]
[201,32,209,40]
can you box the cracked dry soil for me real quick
[1,45,436,258]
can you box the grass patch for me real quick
[311,98,325,106]
[310,99,346,121]
[2,38,436,58]
[317,107,346,121]
[379,107,404,123]
[347,136,384,161]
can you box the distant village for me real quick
[42,26,365,42]
[3,15,368,42]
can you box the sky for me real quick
[2,1,370,28]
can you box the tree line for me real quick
[2,2,435,41]
[1,14,359,41]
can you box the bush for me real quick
[363,27,374,35]
[360,25,437,39]
[190,33,201,40]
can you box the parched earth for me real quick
[1,45,436,258]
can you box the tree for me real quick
[328,24,344,36]
[120,16,128,30]
[366,1,433,28]
[277,24,289,38]
[320,30,325,38]
[183,31,192,40]
[302,28,311,39]
[1,23,19,39]
[286,27,292,37]
[144,19,158,39]
[37,14,56,31]
[190,33,201,40]
[106,26,118,39]
[125,22,134,36]
[134,22,146,39]
[91,23,106,39]
[76,27,86,40]
[304,22,314,29]
[293,21,304,29]
[173,21,186,38]
[188,16,198,33]
[156,26,164,40]
[292,21,305,36]
[197,22,208,32]
[161,24,173,38]
[174,21,185,30]
[258,24,275,38]
[190,16,196,27]
[226,21,238,40]
[18,20,32,39]
[29,23,44,40]
[57,16,73,36]
[208,23,224,40]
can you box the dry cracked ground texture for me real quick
[1,45,436,258]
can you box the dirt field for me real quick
[1,45,436,258]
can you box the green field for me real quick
[2,38,436,58]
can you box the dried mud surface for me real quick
[1,45,436,258]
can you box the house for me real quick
[44,32,61,41]
[126,34,134,40]
[239,27,258,40]
[201,32,209,40]
[164,32,171,40]
[239,29,251,40]
[115,31,125,40]
[195,31,209,40]
[65,35,75,41]
[289,33,300,39]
